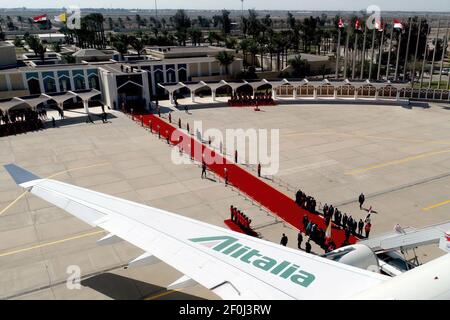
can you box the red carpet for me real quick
[133,114,358,248]
[223,219,258,237]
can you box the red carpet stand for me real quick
[133,113,358,248]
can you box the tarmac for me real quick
[0,101,449,299]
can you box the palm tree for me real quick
[207,31,217,46]
[188,28,202,46]
[129,36,145,58]
[37,43,47,62]
[289,55,309,78]
[25,35,41,56]
[216,51,235,76]
[112,34,129,61]
[17,16,23,29]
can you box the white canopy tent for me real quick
[156,78,412,105]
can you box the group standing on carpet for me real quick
[228,92,275,107]
[293,188,373,252]
[230,205,253,235]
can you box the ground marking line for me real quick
[422,200,450,212]
[0,162,109,216]
[284,131,450,146]
[0,230,105,258]
[347,148,450,175]
[0,191,28,216]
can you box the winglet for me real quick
[4,164,40,186]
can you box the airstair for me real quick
[358,221,450,253]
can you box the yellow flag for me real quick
[54,13,67,23]
[325,220,332,239]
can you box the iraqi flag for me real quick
[393,19,404,30]
[355,19,363,31]
[338,18,345,28]
[33,14,47,22]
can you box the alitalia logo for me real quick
[189,236,315,288]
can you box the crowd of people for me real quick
[295,189,317,214]
[0,108,44,137]
[228,92,275,107]
[301,214,336,253]
[294,188,374,253]
[230,205,256,236]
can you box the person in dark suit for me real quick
[359,193,365,209]
[297,232,303,249]
[305,240,312,253]
[280,233,288,246]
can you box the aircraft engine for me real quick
[322,244,381,273]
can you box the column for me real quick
[212,90,216,102]
[5,74,12,91]
[333,88,337,99]
[191,91,196,103]
[83,100,90,114]
[273,88,277,99]
[169,92,174,105]
[375,90,379,100]
[396,90,400,101]
[293,88,297,99]
[83,69,89,90]
[313,88,317,99]
[354,89,358,100]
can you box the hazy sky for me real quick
[1,0,449,12]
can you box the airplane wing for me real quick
[4,164,388,300]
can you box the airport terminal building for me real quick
[2,41,450,114]
[0,43,243,110]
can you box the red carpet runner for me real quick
[223,219,258,237]
[133,114,358,248]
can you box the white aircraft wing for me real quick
[4,164,388,300]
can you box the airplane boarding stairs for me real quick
[358,221,450,253]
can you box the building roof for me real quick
[73,49,109,58]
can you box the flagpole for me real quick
[419,23,431,89]
[402,17,413,81]
[429,19,441,88]
[368,29,376,80]
[335,28,341,79]
[360,24,367,79]
[437,20,449,90]
[377,28,385,80]
[386,24,394,80]
[352,32,358,79]
[343,30,350,79]
[394,30,402,80]
[411,19,422,87]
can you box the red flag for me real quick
[338,18,345,28]
[32,14,47,22]
[355,19,362,31]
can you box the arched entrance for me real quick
[28,78,41,95]
[118,81,144,111]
